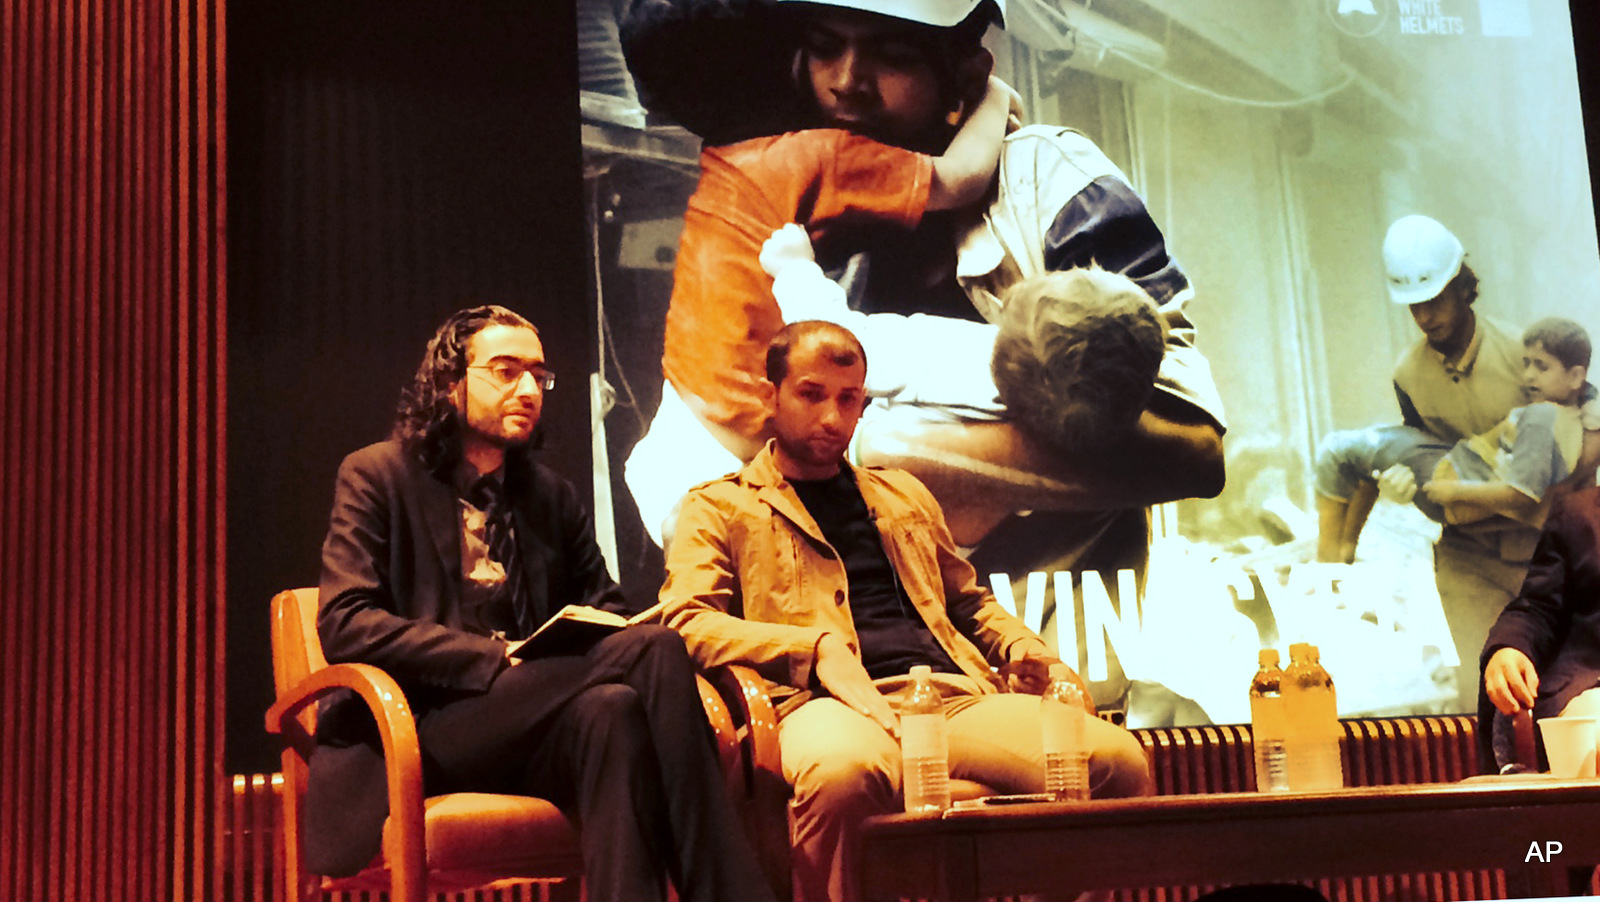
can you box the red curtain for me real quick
[1,0,227,899]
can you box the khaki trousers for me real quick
[778,674,1153,902]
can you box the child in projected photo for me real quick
[760,223,1169,460]
[622,62,1018,546]
[1313,317,1596,565]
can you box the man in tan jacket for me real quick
[660,321,1153,902]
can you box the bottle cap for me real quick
[910,664,932,677]
[1289,642,1311,662]
[1045,675,1083,704]
[1258,648,1280,667]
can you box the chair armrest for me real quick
[700,663,791,900]
[264,662,427,888]
[706,664,782,787]
[697,673,740,780]
[265,663,416,758]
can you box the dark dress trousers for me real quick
[307,440,768,902]
[1479,484,1600,765]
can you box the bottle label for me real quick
[1250,695,1285,739]
[902,712,951,813]
[1255,738,1290,792]
[901,712,948,759]
[1040,696,1082,752]
[1044,751,1090,801]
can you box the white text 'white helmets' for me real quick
[775,0,1005,29]
[1383,214,1465,305]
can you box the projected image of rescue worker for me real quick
[619,0,1226,719]
[1310,217,1600,714]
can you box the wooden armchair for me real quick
[265,587,745,902]
[265,587,585,902]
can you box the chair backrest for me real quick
[270,588,326,731]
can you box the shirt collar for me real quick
[1423,320,1485,377]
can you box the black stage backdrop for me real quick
[226,1,584,774]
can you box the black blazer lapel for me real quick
[415,463,464,617]
[506,459,555,631]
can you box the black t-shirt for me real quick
[790,469,961,679]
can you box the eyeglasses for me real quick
[467,361,556,392]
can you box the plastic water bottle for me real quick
[1282,643,1343,790]
[1249,649,1289,792]
[1041,676,1090,801]
[900,665,951,813]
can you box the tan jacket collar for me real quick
[742,440,833,547]
[738,439,788,489]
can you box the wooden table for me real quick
[858,780,1600,901]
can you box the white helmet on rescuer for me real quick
[775,0,1005,29]
[1383,214,1465,305]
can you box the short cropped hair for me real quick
[394,304,537,474]
[1523,317,1592,370]
[1448,263,1479,307]
[991,267,1167,454]
[766,320,868,386]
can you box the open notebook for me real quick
[509,603,663,659]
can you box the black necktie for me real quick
[468,476,533,637]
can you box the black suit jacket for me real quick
[1479,484,1600,766]
[305,439,628,875]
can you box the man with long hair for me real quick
[308,305,776,902]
